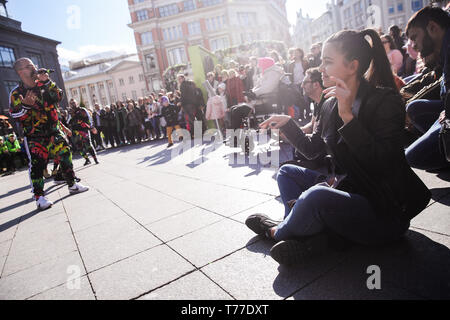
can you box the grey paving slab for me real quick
[168,219,266,268]
[139,271,233,300]
[64,198,126,233]
[202,240,347,300]
[14,211,68,237]
[28,276,95,300]
[0,225,18,245]
[89,244,194,300]
[102,184,196,225]
[411,195,450,236]
[0,250,85,300]
[146,207,224,242]
[3,221,76,277]
[0,240,11,258]
[74,216,161,272]
[0,255,6,277]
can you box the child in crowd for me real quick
[160,96,182,148]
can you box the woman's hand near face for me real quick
[259,115,291,130]
[323,76,355,125]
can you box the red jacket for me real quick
[226,77,245,105]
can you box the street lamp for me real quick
[0,0,9,18]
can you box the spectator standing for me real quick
[382,35,404,74]
[160,96,182,148]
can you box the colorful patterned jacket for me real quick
[69,107,93,132]
[9,80,64,139]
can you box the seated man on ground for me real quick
[404,6,450,171]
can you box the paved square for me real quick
[0,140,449,300]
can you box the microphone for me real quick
[37,68,55,74]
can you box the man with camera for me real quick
[9,58,89,210]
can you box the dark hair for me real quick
[325,29,397,90]
[389,25,402,38]
[406,6,450,36]
[305,67,324,88]
[381,34,396,50]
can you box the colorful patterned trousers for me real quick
[25,134,75,198]
[72,130,97,160]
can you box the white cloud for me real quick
[57,44,136,66]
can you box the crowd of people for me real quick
[3,4,450,265]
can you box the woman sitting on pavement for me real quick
[245,29,431,266]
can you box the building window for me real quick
[183,0,196,11]
[167,47,187,66]
[210,37,229,51]
[397,1,404,12]
[122,93,127,101]
[203,0,221,7]
[353,1,362,14]
[141,31,153,45]
[145,53,157,70]
[206,15,226,31]
[411,0,423,12]
[28,53,43,68]
[237,12,256,27]
[81,87,87,94]
[139,74,145,82]
[188,21,201,35]
[134,0,145,3]
[129,76,134,84]
[4,81,19,95]
[163,26,183,40]
[99,83,105,90]
[108,81,114,89]
[136,9,149,21]
[119,79,125,86]
[101,97,107,106]
[0,46,16,68]
[132,90,138,100]
[111,95,116,103]
[159,4,179,17]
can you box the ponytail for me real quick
[325,29,397,91]
[360,29,397,91]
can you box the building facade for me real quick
[63,53,147,108]
[339,0,433,33]
[293,9,313,52]
[127,0,290,92]
[0,0,67,115]
[310,1,342,45]
[294,0,433,57]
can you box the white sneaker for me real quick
[69,182,89,195]
[36,196,53,210]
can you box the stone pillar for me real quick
[103,80,111,105]
[85,85,94,108]
[94,83,101,106]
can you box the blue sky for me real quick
[6,0,328,65]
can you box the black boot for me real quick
[84,158,92,166]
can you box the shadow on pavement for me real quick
[243,229,450,299]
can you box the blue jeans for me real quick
[274,165,410,245]
[406,99,443,134]
[406,120,449,170]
